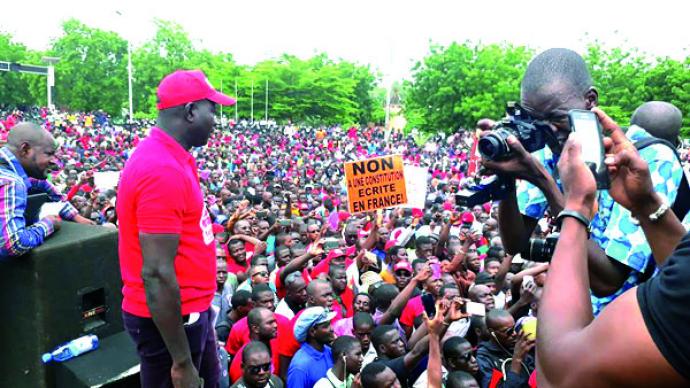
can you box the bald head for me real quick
[7,122,54,150]
[521,48,593,104]
[6,122,57,180]
[631,101,683,146]
[486,308,514,329]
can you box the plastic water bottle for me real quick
[41,335,99,363]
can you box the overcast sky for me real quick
[2,0,688,83]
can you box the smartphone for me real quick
[430,263,442,279]
[522,275,534,288]
[256,210,268,219]
[516,316,537,340]
[279,219,291,227]
[323,238,339,250]
[465,301,486,317]
[568,109,610,189]
[422,293,436,317]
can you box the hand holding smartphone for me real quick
[567,109,610,189]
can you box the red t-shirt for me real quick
[400,295,425,327]
[225,314,291,356]
[310,257,354,279]
[274,267,311,300]
[226,259,248,277]
[338,286,355,318]
[118,127,216,317]
[229,339,281,383]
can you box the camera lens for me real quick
[527,238,550,262]
[478,134,509,160]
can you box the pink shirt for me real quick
[117,127,216,317]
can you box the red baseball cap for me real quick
[157,70,236,110]
[461,211,475,224]
[393,261,413,273]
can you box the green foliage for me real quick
[49,19,129,114]
[1,19,382,124]
[2,19,689,134]
[405,40,690,137]
[403,42,533,133]
[0,33,38,105]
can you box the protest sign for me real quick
[402,165,428,209]
[94,171,120,191]
[345,155,407,213]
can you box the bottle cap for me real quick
[41,353,52,363]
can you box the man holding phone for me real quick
[482,48,685,315]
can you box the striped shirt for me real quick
[0,147,77,259]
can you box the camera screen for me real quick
[570,111,602,168]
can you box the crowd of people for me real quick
[2,48,690,388]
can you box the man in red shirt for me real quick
[228,307,280,383]
[118,69,235,388]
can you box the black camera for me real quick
[454,175,515,207]
[524,232,559,262]
[478,102,561,161]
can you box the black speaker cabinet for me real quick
[0,222,125,387]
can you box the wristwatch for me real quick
[631,201,670,224]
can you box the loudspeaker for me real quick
[0,223,124,388]
[54,331,140,388]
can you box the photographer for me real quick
[483,48,685,315]
[537,111,688,386]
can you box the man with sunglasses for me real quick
[231,341,283,388]
[305,222,321,248]
[413,336,479,388]
[225,285,290,359]
[118,69,236,388]
[229,307,280,383]
[476,309,534,388]
[391,261,418,296]
[482,48,685,316]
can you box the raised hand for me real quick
[557,132,597,219]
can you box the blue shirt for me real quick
[287,343,333,388]
[516,125,684,315]
[0,147,78,259]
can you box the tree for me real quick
[405,41,690,137]
[403,42,533,133]
[0,33,38,106]
[131,19,196,116]
[48,19,128,114]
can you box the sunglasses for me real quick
[455,352,474,362]
[247,362,271,374]
[494,326,515,337]
[252,271,269,278]
[394,270,412,277]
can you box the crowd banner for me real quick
[345,155,408,213]
[94,171,121,191]
[402,165,427,209]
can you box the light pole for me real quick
[41,57,60,110]
[116,10,134,123]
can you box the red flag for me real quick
[467,130,482,176]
